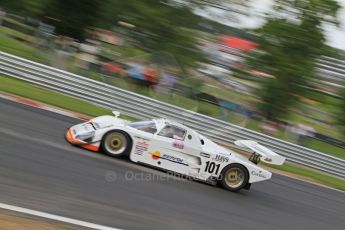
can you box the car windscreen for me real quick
[129,121,157,134]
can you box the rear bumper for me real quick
[65,128,99,152]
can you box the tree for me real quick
[0,0,247,66]
[247,0,340,119]
[97,0,206,67]
[173,0,248,13]
[0,0,103,40]
[44,0,102,40]
[0,0,49,16]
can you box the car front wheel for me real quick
[101,131,130,157]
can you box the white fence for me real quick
[1,51,344,179]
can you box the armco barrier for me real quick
[1,51,344,179]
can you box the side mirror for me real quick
[112,111,120,118]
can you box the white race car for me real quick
[66,112,285,192]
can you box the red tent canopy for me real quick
[218,36,257,52]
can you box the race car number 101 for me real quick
[204,161,220,174]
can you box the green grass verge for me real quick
[0,75,117,118]
[0,32,48,63]
[3,17,36,31]
[268,163,345,191]
[0,26,35,43]
[1,75,344,190]
[304,138,345,160]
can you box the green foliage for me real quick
[98,0,205,67]
[0,0,49,16]
[1,0,205,66]
[248,0,340,119]
[44,0,102,40]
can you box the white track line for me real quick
[0,203,121,230]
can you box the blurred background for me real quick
[0,0,345,159]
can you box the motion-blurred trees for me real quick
[0,0,102,39]
[0,0,48,16]
[0,0,208,66]
[97,0,205,67]
[247,0,340,119]
[44,0,102,40]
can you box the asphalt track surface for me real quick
[0,97,344,230]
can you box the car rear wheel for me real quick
[101,131,130,157]
[220,164,249,192]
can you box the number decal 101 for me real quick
[204,161,220,174]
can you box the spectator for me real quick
[260,119,278,136]
[144,66,158,88]
[296,124,315,145]
[155,70,177,95]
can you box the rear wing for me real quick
[234,140,286,165]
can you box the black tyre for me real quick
[101,131,131,158]
[220,164,249,192]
